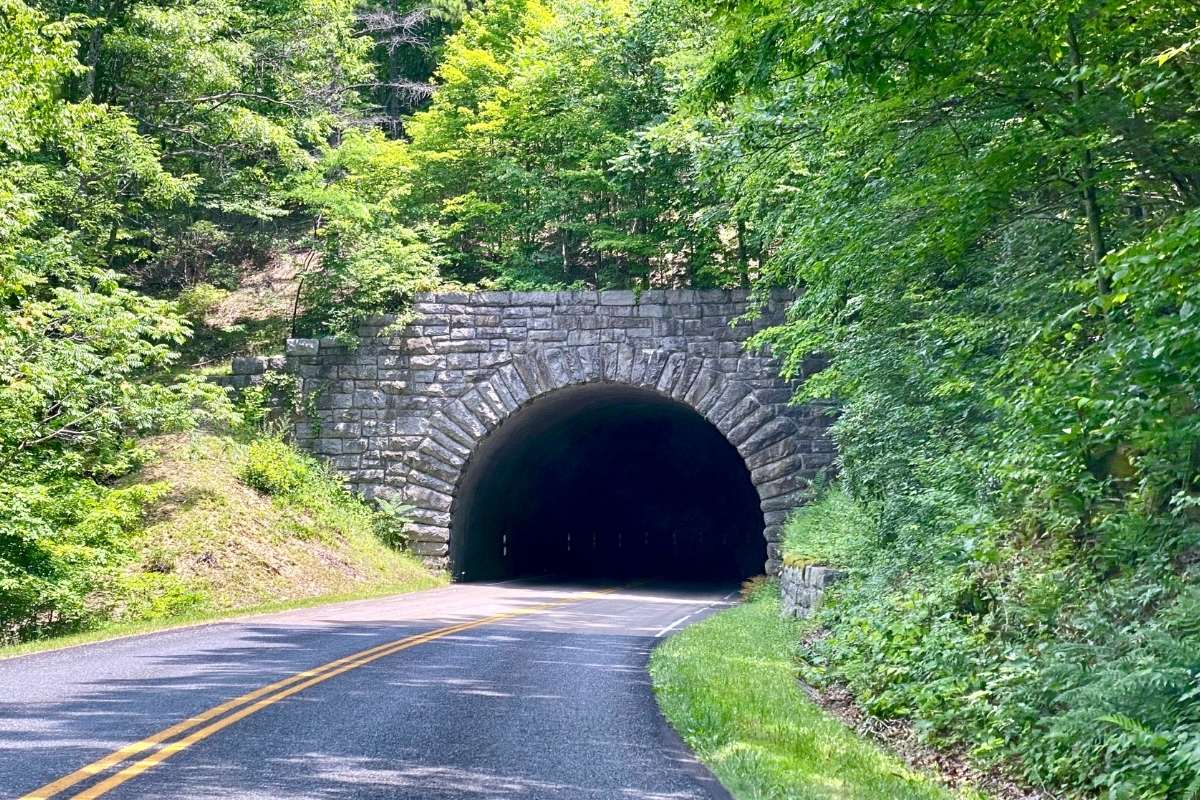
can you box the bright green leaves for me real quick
[402,0,740,288]
[63,0,380,283]
[0,2,240,644]
[0,275,191,478]
[692,1,1200,796]
[289,129,443,338]
[0,479,167,640]
[0,0,81,153]
[0,4,206,478]
[0,0,442,644]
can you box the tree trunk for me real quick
[1067,18,1109,292]
[736,220,751,289]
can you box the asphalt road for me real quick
[0,580,737,799]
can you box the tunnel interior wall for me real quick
[450,385,766,581]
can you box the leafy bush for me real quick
[239,437,414,552]
[0,481,168,643]
[784,484,877,568]
[239,438,316,497]
[373,497,415,551]
[697,2,1200,795]
[235,371,303,432]
[0,1,242,642]
[790,486,1200,798]
[175,283,229,324]
[115,572,209,622]
[290,130,446,339]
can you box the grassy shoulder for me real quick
[0,580,433,660]
[650,589,980,800]
[3,432,445,653]
[118,433,444,617]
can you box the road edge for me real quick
[0,579,455,663]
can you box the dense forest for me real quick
[2,0,1199,797]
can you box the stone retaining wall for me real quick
[780,563,846,617]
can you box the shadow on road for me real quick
[0,581,734,799]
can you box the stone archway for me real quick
[225,289,835,575]
[406,346,812,576]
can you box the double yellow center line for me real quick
[23,587,617,799]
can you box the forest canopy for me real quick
[3,0,1200,796]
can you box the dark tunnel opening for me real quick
[449,383,766,582]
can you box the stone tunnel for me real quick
[223,289,834,580]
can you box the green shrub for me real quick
[115,572,209,622]
[234,371,302,433]
[290,130,445,340]
[237,437,413,552]
[373,498,414,551]
[239,438,316,496]
[784,484,878,568]
[0,481,167,643]
[175,283,228,324]
[798,484,1200,798]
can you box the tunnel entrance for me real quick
[449,383,766,582]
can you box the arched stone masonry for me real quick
[255,289,833,575]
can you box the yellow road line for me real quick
[22,588,616,800]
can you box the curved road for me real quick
[0,581,735,799]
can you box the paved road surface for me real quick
[0,581,736,799]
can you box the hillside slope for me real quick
[109,434,444,623]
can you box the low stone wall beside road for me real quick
[780,563,846,618]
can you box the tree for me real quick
[676,1,1200,794]
[0,0,222,640]
[402,0,741,288]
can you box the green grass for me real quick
[0,580,438,660]
[650,590,980,800]
[2,432,446,655]
[116,433,446,614]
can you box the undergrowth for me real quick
[650,587,973,800]
[2,431,441,645]
[786,487,1200,799]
